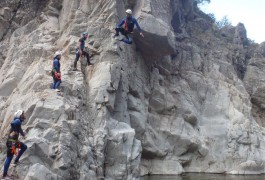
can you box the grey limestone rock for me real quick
[1,0,265,179]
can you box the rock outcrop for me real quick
[0,0,265,179]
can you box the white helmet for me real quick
[14,110,24,119]
[126,9,132,15]
[54,51,62,58]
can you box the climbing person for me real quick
[2,110,27,179]
[51,51,62,92]
[113,9,144,44]
[73,32,93,71]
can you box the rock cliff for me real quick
[0,0,265,179]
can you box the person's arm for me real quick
[19,127,25,137]
[18,121,25,137]
[117,18,125,28]
[133,18,144,37]
[78,39,84,54]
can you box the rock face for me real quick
[0,0,265,179]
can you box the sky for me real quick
[199,0,265,44]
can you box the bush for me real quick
[216,16,232,29]
[195,0,211,4]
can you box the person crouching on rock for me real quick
[113,9,144,44]
[51,51,62,92]
[2,110,27,179]
[73,32,93,71]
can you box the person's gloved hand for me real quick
[140,32,144,38]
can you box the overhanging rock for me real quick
[135,14,175,58]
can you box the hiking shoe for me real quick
[115,36,123,41]
[87,62,93,66]
[55,89,61,92]
[11,160,20,166]
[2,175,13,179]
[73,68,78,71]
[113,34,119,38]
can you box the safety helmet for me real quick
[14,110,24,119]
[54,51,62,58]
[82,32,88,37]
[125,9,132,15]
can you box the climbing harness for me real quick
[8,139,20,156]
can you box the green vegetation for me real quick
[196,0,232,29]
[216,16,232,28]
[195,0,211,4]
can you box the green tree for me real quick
[207,13,216,22]
[195,0,211,4]
[216,16,232,28]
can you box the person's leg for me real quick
[53,77,56,89]
[118,29,132,44]
[14,142,27,163]
[114,27,121,36]
[121,33,133,44]
[119,28,127,36]
[54,80,61,89]
[83,51,92,65]
[121,38,133,44]
[74,53,80,69]
[3,156,13,177]
[3,142,14,177]
[114,27,127,37]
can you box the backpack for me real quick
[51,59,57,76]
[51,67,56,77]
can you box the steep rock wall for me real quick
[0,0,265,179]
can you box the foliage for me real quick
[207,13,216,22]
[206,13,232,29]
[216,16,232,29]
[247,38,256,45]
[197,0,232,29]
[195,0,211,4]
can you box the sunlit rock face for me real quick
[0,0,265,179]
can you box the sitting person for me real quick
[113,9,144,44]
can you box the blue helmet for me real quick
[82,32,88,37]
